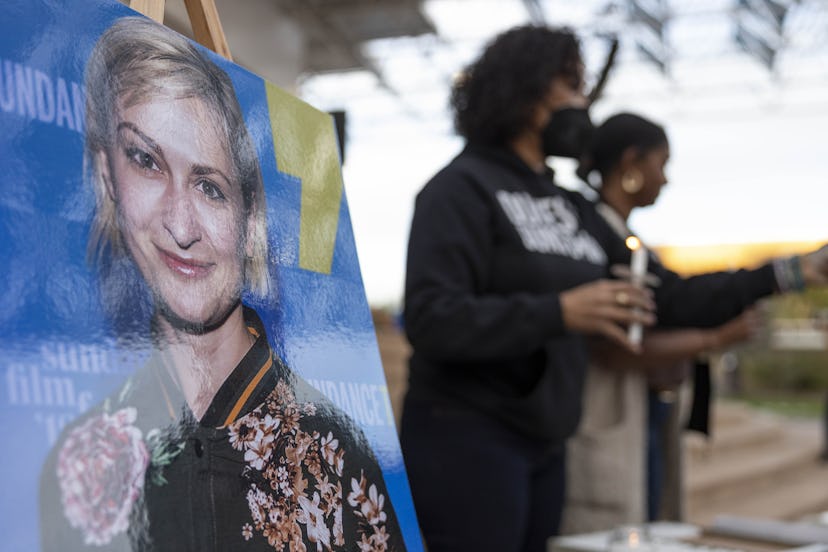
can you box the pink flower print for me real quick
[285,430,313,467]
[315,476,340,515]
[279,406,301,434]
[333,499,344,547]
[274,380,295,404]
[297,492,331,552]
[371,524,391,550]
[326,448,341,477]
[228,417,259,451]
[357,533,374,552]
[305,451,323,478]
[277,466,294,498]
[257,414,280,445]
[56,407,149,546]
[361,484,387,526]
[319,432,340,467]
[246,485,272,527]
[347,473,367,509]
[245,436,275,471]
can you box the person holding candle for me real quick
[401,25,828,552]
[563,112,766,532]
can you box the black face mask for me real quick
[541,107,594,159]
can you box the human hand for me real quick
[559,279,656,353]
[710,306,763,350]
[609,264,662,288]
[800,244,828,287]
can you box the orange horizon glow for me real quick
[653,239,826,275]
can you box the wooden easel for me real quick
[129,0,232,61]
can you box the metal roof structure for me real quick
[157,0,828,126]
[160,0,435,89]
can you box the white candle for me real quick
[625,236,648,346]
[626,236,648,284]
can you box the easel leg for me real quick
[128,0,232,61]
[184,0,233,61]
[129,0,166,24]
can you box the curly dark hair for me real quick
[451,25,582,146]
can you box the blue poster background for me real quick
[0,1,422,550]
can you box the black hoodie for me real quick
[403,144,776,443]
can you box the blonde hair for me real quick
[85,16,269,297]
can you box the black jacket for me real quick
[403,144,776,443]
[39,309,405,552]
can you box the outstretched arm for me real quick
[591,307,761,374]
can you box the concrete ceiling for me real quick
[155,0,435,89]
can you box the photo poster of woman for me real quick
[0,1,422,550]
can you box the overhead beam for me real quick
[279,1,400,96]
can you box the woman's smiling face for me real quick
[102,96,250,331]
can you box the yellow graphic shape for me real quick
[266,82,342,274]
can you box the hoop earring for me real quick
[621,169,643,194]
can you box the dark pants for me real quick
[400,396,566,552]
[646,390,674,521]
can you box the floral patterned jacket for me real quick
[39,310,406,552]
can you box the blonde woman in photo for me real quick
[39,17,404,552]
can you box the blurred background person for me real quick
[400,23,828,552]
[563,112,763,533]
